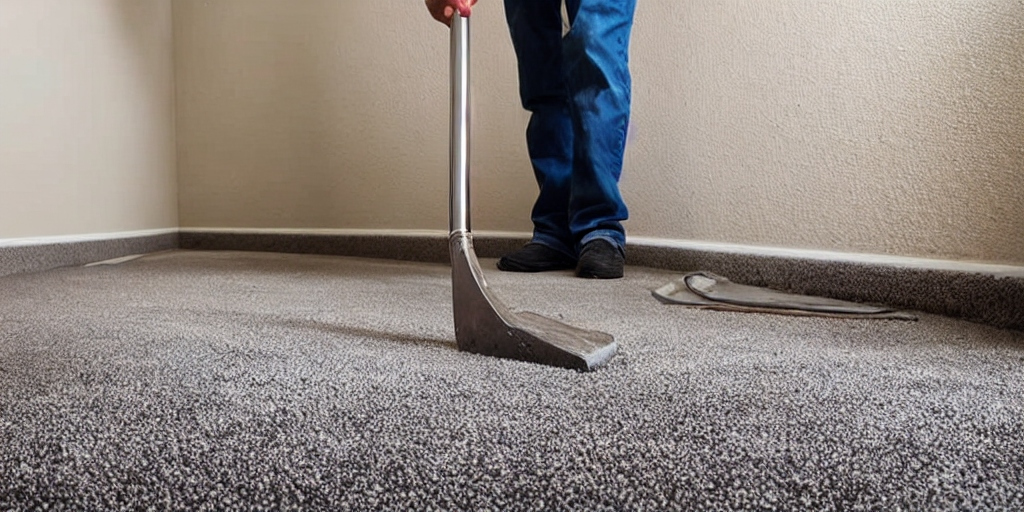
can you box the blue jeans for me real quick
[504,0,636,258]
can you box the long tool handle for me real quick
[449,14,471,235]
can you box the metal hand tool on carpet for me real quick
[447,14,617,371]
[653,271,917,320]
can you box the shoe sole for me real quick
[497,260,576,273]
[576,267,624,279]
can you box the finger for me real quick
[430,5,452,25]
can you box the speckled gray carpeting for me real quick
[1,250,1022,511]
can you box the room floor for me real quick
[1,250,1022,510]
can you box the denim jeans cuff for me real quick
[579,230,626,254]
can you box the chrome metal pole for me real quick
[449,14,471,235]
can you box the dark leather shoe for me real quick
[576,239,624,279]
[497,243,577,273]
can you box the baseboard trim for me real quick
[3,227,1020,331]
[0,228,178,248]
[0,229,178,278]
[179,228,1024,275]
[178,228,528,264]
[628,237,1024,278]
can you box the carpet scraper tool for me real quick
[447,14,617,371]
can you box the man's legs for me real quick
[500,0,635,277]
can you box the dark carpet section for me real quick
[0,232,177,279]
[0,251,1022,510]
[629,244,1024,332]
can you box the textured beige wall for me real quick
[174,0,473,231]
[0,0,178,239]
[631,1,1024,265]
[174,0,1024,266]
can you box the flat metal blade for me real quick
[450,234,617,371]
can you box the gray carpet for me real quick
[0,250,1021,511]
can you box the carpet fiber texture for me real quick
[1,250,1022,510]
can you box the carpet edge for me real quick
[2,229,1018,331]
